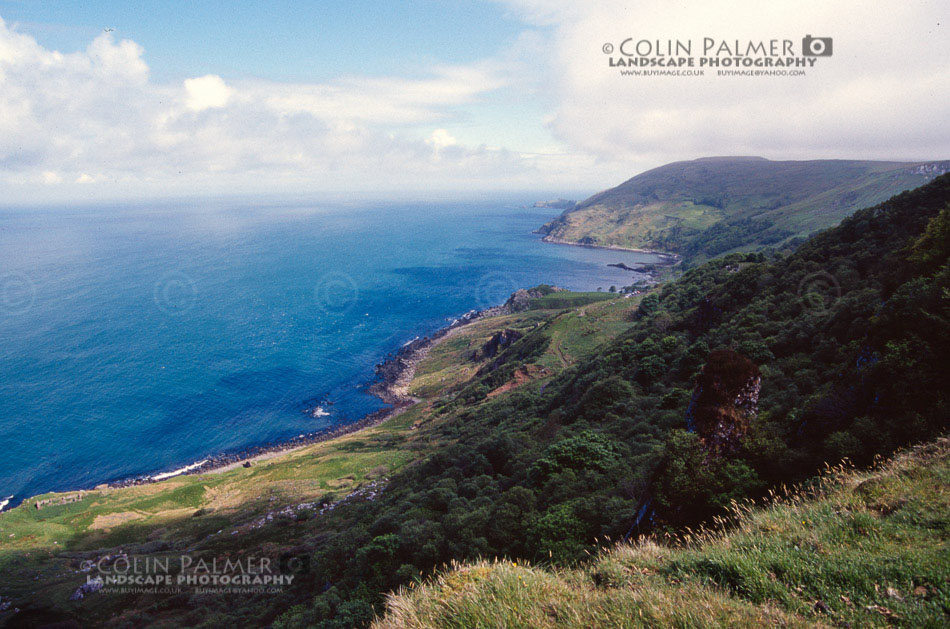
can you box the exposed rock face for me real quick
[505,289,535,312]
[504,286,565,312]
[685,349,760,455]
[911,162,950,176]
[471,329,523,362]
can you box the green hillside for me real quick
[375,438,950,628]
[1,175,947,627]
[538,156,949,261]
[0,289,644,627]
[276,174,947,626]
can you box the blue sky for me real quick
[1,1,526,82]
[0,1,946,202]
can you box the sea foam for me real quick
[150,460,208,482]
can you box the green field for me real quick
[0,406,424,606]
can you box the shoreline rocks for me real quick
[108,304,507,491]
[9,288,547,504]
[368,306,506,404]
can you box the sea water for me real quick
[0,199,661,505]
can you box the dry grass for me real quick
[375,439,950,628]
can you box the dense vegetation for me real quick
[538,156,949,262]
[375,438,950,628]
[271,175,949,626]
[2,175,947,628]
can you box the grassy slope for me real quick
[0,419,418,553]
[409,293,639,399]
[539,157,949,259]
[0,291,642,622]
[375,438,950,628]
[0,408,423,608]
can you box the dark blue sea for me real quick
[0,199,660,506]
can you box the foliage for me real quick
[288,175,949,625]
[3,176,948,628]
[375,438,950,628]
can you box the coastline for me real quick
[110,307,505,488]
[539,235,680,264]
[2,257,626,510]
[2,303,509,509]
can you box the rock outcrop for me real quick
[504,286,564,313]
[470,329,523,362]
[685,349,760,455]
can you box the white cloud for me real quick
[499,0,950,169]
[184,74,232,111]
[0,3,947,202]
[0,17,555,200]
[426,129,457,149]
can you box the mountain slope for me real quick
[283,175,948,626]
[375,438,950,628]
[2,175,947,628]
[538,157,949,261]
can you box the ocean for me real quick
[0,199,661,506]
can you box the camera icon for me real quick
[802,35,833,56]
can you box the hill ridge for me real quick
[539,156,950,261]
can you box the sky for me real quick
[0,0,947,203]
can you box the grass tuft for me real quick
[375,438,950,628]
